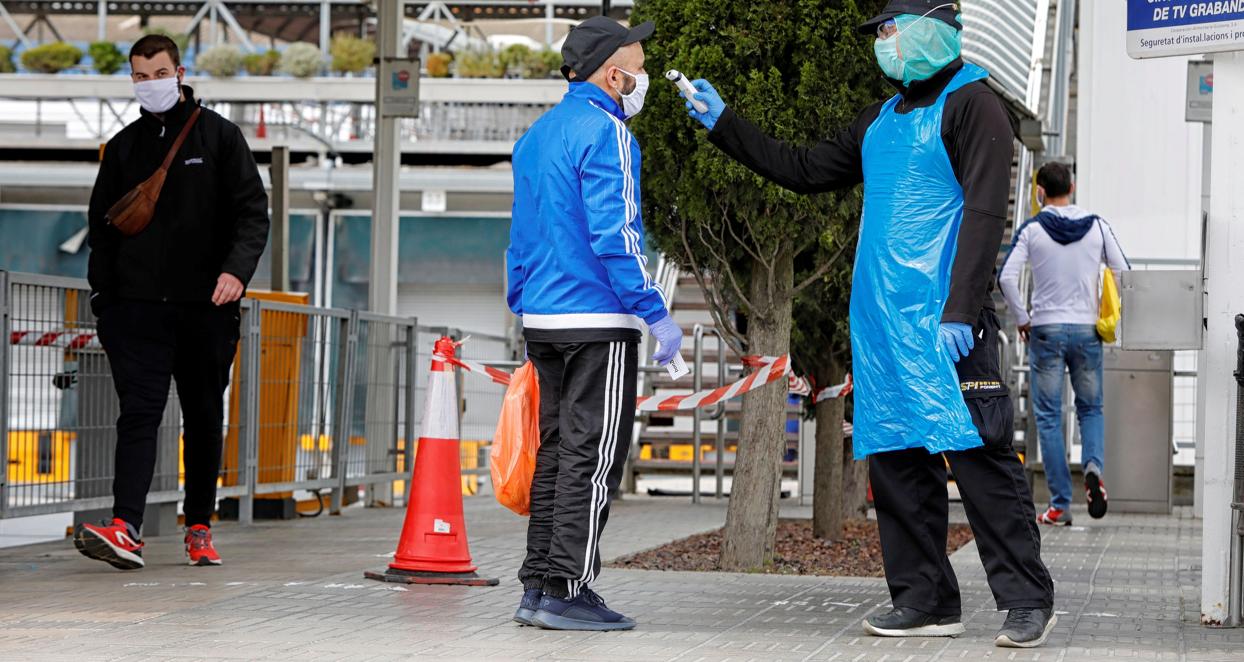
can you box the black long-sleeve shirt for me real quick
[707,59,1014,324]
[88,86,270,315]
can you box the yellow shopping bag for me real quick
[1097,266,1121,343]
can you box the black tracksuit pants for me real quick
[97,299,240,531]
[519,339,637,599]
[869,309,1054,616]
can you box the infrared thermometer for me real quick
[665,69,708,114]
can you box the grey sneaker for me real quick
[995,608,1057,648]
[863,607,964,637]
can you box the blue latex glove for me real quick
[939,322,975,363]
[682,79,725,131]
[649,315,683,366]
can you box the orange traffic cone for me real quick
[364,337,499,586]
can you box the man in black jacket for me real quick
[74,35,269,570]
[680,0,1055,649]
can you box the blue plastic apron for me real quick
[850,63,989,459]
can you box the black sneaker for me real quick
[513,588,542,626]
[530,588,636,631]
[863,607,964,637]
[995,608,1057,648]
[1086,472,1109,519]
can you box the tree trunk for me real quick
[812,391,846,540]
[842,444,870,521]
[719,251,794,571]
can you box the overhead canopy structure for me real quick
[961,0,1050,134]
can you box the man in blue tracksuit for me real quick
[506,16,682,632]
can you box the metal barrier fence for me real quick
[0,270,504,522]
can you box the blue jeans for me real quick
[1029,324,1105,510]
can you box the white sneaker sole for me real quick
[995,613,1058,648]
[863,620,965,637]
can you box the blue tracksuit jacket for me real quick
[507,82,668,342]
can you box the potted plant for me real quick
[330,35,375,75]
[454,49,503,78]
[523,48,563,80]
[196,44,244,78]
[499,44,532,78]
[426,51,452,78]
[279,43,322,79]
[20,42,84,74]
[243,49,281,76]
[89,41,125,75]
[0,45,14,74]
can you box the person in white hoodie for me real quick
[999,161,1129,526]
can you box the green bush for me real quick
[89,41,125,75]
[140,27,190,57]
[426,51,453,78]
[0,45,14,74]
[243,49,281,76]
[20,42,83,74]
[330,35,375,75]
[279,42,323,78]
[196,44,243,78]
[455,49,503,78]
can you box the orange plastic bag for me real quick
[491,361,540,516]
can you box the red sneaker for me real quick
[74,518,144,570]
[1036,507,1073,526]
[185,524,223,566]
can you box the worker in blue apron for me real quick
[681,0,1056,649]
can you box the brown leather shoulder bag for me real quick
[105,106,203,237]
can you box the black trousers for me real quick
[97,300,240,531]
[519,339,637,599]
[869,308,1054,616]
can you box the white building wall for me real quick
[1076,1,1204,261]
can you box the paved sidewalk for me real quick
[0,496,1240,661]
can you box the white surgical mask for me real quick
[612,67,649,119]
[134,76,181,114]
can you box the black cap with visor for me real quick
[560,16,655,82]
[858,0,962,36]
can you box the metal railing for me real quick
[0,270,501,522]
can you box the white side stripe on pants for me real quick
[571,341,624,599]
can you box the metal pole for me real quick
[330,311,359,514]
[97,0,107,42]
[0,271,10,519]
[320,0,332,73]
[404,318,419,506]
[370,0,403,318]
[691,324,703,504]
[270,146,291,292]
[238,300,263,525]
[545,0,554,48]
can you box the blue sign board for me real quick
[1127,0,1244,58]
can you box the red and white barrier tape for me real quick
[9,330,100,349]
[638,354,791,412]
[813,373,853,404]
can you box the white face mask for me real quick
[612,67,649,119]
[134,76,181,114]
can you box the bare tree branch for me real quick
[698,218,754,311]
[792,228,859,296]
[718,198,764,264]
[679,214,748,356]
